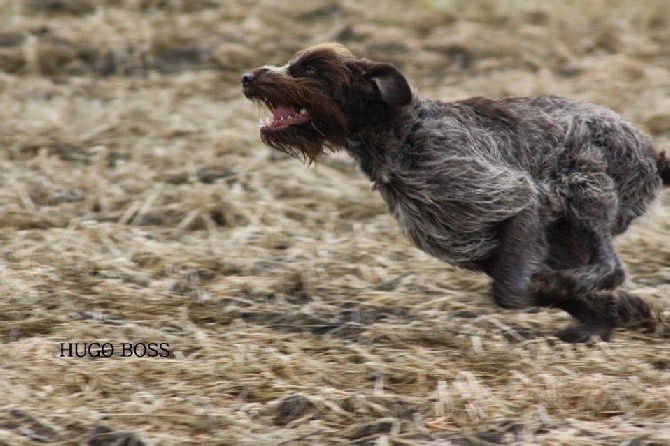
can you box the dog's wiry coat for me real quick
[243,43,669,342]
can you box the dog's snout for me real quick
[242,72,255,85]
[242,68,274,86]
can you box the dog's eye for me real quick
[304,66,316,75]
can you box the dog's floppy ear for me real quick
[367,63,412,107]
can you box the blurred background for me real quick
[1,1,668,444]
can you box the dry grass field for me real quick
[1,0,669,444]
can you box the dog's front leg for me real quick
[486,203,547,309]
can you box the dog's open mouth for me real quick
[260,104,312,131]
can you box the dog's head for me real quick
[242,43,412,162]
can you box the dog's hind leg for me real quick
[543,218,592,270]
[529,195,657,341]
[532,229,626,295]
[533,154,627,294]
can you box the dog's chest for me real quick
[345,135,498,265]
[375,171,494,266]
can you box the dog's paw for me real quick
[556,322,614,343]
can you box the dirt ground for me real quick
[1,0,669,444]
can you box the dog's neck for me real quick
[344,98,423,187]
[345,127,391,186]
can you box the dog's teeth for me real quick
[300,108,307,114]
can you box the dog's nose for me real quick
[242,72,255,85]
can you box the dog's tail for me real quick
[658,152,670,186]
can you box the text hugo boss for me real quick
[59,342,170,358]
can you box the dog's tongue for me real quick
[264,104,312,130]
[273,105,297,121]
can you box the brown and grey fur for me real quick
[243,43,669,342]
